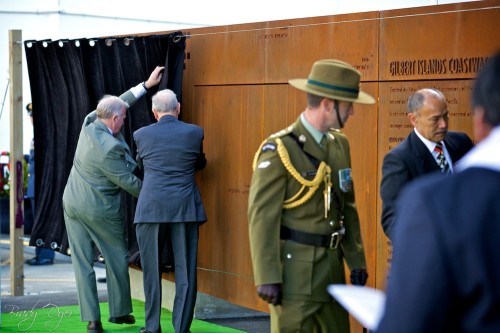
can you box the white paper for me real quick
[328,284,386,330]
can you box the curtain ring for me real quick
[51,242,61,250]
[124,37,133,46]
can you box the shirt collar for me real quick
[456,126,500,172]
[414,128,443,153]
[300,113,325,144]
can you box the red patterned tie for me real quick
[434,143,449,173]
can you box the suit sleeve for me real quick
[376,183,450,333]
[119,88,141,109]
[247,142,286,286]
[99,142,142,197]
[133,131,144,171]
[380,151,411,239]
[195,133,207,171]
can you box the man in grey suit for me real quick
[63,66,164,333]
[380,88,473,240]
[133,89,207,333]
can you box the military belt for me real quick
[280,225,343,249]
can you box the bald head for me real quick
[407,88,449,143]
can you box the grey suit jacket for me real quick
[133,115,207,223]
[63,90,142,218]
[380,131,473,239]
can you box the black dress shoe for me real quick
[139,327,162,333]
[109,314,135,324]
[25,257,54,266]
[87,320,103,333]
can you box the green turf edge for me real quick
[0,299,244,332]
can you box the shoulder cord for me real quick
[275,138,331,211]
[252,137,332,213]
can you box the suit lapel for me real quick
[444,135,461,163]
[409,131,439,172]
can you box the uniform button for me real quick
[329,221,334,227]
[286,253,292,259]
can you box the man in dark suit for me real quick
[380,88,473,239]
[63,66,164,333]
[376,52,500,333]
[133,89,207,333]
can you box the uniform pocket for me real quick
[281,241,314,295]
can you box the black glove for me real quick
[350,268,368,286]
[257,283,282,306]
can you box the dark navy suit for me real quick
[376,165,500,332]
[133,115,207,333]
[380,131,473,239]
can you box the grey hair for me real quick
[152,89,179,113]
[407,88,445,114]
[96,95,129,119]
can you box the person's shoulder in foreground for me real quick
[376,157,500,333]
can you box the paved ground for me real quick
[0,234,270,332]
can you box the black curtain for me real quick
[24,32,186,259]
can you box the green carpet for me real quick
[0,299,243,332]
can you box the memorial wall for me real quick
[375,1,500,287]
[144,0,500,327]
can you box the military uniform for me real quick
[248,116,367,332]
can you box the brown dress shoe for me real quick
[109,314,136,324]
[87,320,103,333]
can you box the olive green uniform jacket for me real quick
[248,116,367,302]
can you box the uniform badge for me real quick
[261,143,276,152]
[338,168,353,193]
[258,161,271,169]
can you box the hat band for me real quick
[307,79,359,96]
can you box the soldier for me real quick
[248,59,374,333]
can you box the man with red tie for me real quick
[380,88,474,240]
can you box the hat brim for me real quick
[289,79,375,105]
